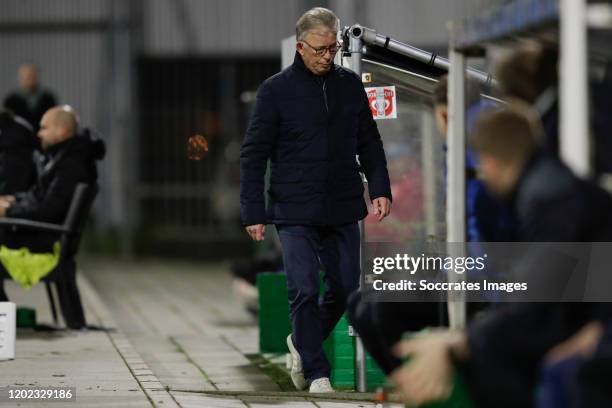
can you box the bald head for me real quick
[49,106,78,133]
[38,106,79,150]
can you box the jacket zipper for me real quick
[321,78,329,113]
[319,77,330,223]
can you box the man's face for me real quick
[38,112,68,150]
[19,65,39,92]
[297,28,338,76]
[478,154,514,197]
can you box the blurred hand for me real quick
[245,224,265,241]
[372,197,391,222]
[391,330,464,405]
[0,207,5,217]
[0,195,15,208]
[545,321,604,365]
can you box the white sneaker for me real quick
[286,334,307,390]
[309,377,334,393]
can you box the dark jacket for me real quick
[513,153,612,242]
[463,152,612,408]
[3,88,57,131]
[240,53,391,226]
[7,129,105,224]
[3,129,104,253]
[0,111,37,194]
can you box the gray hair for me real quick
[296,7,339,41]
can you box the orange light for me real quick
[187,134,209,160]
[374,387,386,402]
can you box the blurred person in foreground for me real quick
[390,107,612,408]
[498,40,612,178]
[3,63,57,133]
[0,110,37,195]
[0,106,105,306]
[434,75,515,243]
[496,42,559,154]
[240,7,391,393]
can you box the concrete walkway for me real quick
[0,257,401,407]
[2,274,164,407]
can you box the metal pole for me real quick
[354,25,493,86]
[348,25,363,77]
[110,0,139,257]
[346,24,368,394]
[560,0,590,178]
[421,112,438,241]
[446,49,467,329]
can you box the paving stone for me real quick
[78,258,380,406]
[247,400,317,408]
[171,391,248,408]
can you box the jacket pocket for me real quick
[270,163,303,184]
[280,118,319,143]
[332,163,364,201]
[268,163,322,204]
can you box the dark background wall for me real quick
[0,0,507,257]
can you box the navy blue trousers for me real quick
[276,223,361,383]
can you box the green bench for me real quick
[323,313,386,391]
[257,273,292,353]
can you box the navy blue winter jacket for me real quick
[240,53,391,226]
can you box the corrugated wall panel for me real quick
[142,0,509,56]
[143,0,302,55]
[0,33,105,133]
[337,0,510,49]
[0,0,107,22]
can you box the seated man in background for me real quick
[0,106,105,305]
[391,107,612,407]
[0,109,37,195]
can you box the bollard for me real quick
[0,302,16,360]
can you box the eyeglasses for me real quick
[301,40,342,57]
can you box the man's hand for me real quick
[245,224,266,241]
[372,197,391,222]
[0,195,15,208]
[545,321,604,365]
[390,330,465,405]
[0,196,14,217]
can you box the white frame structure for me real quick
[446,50,467,329]
[447,0,595,328]
[560,0,590,178]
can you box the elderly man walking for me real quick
[240,7,391,393]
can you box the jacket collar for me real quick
[292,52,334,78]
[45,135,76,157]
[506,150,543,208]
